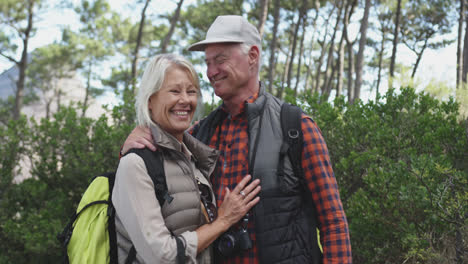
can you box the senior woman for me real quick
[112,54,261,263]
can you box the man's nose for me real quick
[207,65,219,80]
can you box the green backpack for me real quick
[57,148,185,264]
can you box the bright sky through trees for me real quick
[0,0,458,104]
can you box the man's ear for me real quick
[248,45,260,66]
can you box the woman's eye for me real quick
[188,90,197,94]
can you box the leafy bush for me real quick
[293,87,468,264]
[0,106,133,263]
[0,87,466,263]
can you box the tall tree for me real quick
[26,43,77,118]
[160,0,185,53]
[313,5,335,95]
[256,0,269,37]
[463,0,468,83]
[389,0,402,81]
[130,0,151,94]
[336,21,346,98]
[0,0,43,119]
[342,0,357,102]
[374,2,393,101]
[457,0,465,88]
[322,0,344,100]
[352,0,371,104]
[267,0,280,93]
[286,0,308,91]
[73,0,115,117]
[294,15,307,96]
[401,0,455,78]
[303,4,321,92]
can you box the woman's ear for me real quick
[148,97,152,110]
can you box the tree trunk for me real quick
[294,14,307,96]
[455,220,464,264]
[313,6,335,95]
[257,0,269,37]
[411,39,428,78]
[313,40,326,94]
[457,0,465,88]
[463,3,468,83]
[286,0,306,91]
[267,0,280,93]
[13,0,35,120]
[376,28,386,102]
[346,41,354,103]
[45,100,51,120]
[278,41,293,99]
[323,59,337,101]
[304,8,320,93]
[337,29,345,98]
[352,0,371,104]
[82,61,92,117]
[160,0,184,53]
[344,0,357,103]
[339,0,353,99]
[131,0,151,94]
[321,1,343,96]
[389,0,402,81]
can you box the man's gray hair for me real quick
[239,43,263,72]
[135,54,199,127]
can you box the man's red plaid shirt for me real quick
[190,93,352,264]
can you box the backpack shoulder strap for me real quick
[125,148,173,205]
[124,148,185,264]
[278,103,304,192]
[280,103,304,178]
[280,103,323,258]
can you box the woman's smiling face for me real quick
[148,65,198,141]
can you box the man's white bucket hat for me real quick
[188,15,261,51]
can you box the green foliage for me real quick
[0,83,466,263]
[0,105,133,263]
[299,87,468,263]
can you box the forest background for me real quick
[0,0,467,263]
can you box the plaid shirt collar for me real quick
[220,92,259,118]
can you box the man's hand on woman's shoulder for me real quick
[121,126,156,155]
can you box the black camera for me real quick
[216,227,252,256]
[216,215,252,256]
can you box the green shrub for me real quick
[0,106,132,263]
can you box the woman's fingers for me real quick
[231,175,260,206]
[217,175,261,226]
[242,185,261,205]
[231,174,252,195]
[240,179,260,202]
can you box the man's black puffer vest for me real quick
[192,84,322,264]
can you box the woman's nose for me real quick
[179,91,189,102]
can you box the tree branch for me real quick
[0,52,19,64]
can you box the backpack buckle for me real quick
[288,129,299,139]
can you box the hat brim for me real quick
[187,38,244,51]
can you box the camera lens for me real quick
[217,233,237,256]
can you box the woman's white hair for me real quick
[135,54,199,127]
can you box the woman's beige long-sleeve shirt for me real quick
[112,124,218,263]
